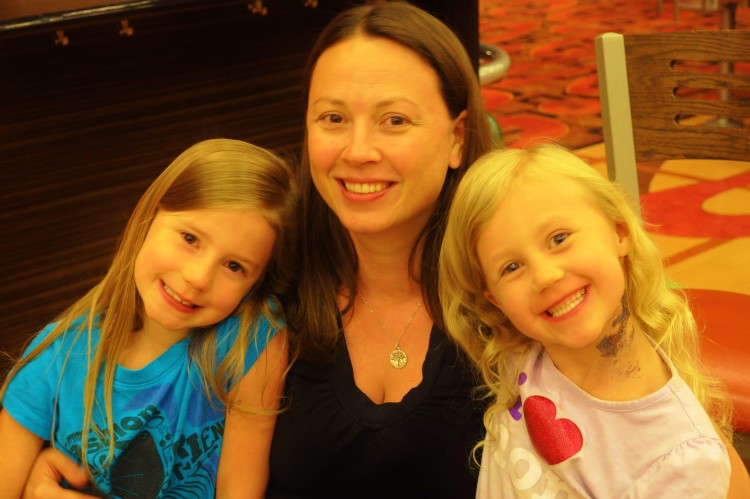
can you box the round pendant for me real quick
[389,346,407,369]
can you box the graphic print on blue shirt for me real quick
[62,377,225,498]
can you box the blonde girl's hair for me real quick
[1,138,299,471]
[439,144,733,444]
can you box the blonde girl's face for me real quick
[476,174,631,360]
[306,35,466,239]
[134,207,276,339]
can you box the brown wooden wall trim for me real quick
[0,0,350,378]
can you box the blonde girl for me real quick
[0,138,298,498]
[439,144,732,497]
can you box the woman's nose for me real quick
[341,124,381,165]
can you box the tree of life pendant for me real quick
[389,345,407,369]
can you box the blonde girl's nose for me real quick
[531,260,565,292]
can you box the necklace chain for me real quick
[358,293,422,369]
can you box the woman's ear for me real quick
[448,110,468,170]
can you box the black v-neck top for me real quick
[267,325,485,499]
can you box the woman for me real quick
[266,3,492,498]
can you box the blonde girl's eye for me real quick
[182,232,198,245]
[227,261,246,274]
[551,232,569,247]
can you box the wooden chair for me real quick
[594,30,750,210]
[595,30,750,444]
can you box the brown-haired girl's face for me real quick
[134,207,276,340]
[306,34,466,240]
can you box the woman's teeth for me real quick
[344,181,388,194]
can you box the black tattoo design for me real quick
[596,293,634,358]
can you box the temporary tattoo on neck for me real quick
[596,294,634,358]
[617,360,642,378]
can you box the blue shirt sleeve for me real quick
[213,298,282,377]
[2,323,72,439]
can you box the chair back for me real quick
[595,30,750,207]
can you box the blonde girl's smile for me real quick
[478,173,631,354]
[544,287,587,319]
[134,207,277,338]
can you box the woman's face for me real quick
[306,35,466,239]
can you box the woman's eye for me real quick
[386,115,407,126]
[322,113,343,124]
[227,261,245,274]
[182,232,197,245]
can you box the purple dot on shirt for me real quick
[509,395,523,421]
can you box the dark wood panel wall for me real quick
[0,0,353,378]
[0,0,479,380]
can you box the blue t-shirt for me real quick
[2,310,279,498]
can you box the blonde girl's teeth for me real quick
[547,290,586,317]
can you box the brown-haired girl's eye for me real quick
[227,261,245,274]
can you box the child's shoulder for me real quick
[25,315,101,355]
[216,297,282,336]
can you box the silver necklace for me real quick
[358,293,422,369]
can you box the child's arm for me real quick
[0,409,45,498]
[718,428,750,499]
[215,329,288,499]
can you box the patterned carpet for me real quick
[477,0,750,296]
[479,0,750,149]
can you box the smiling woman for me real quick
[306,34,466,240]
[267,3,493,498]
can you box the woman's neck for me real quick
[350,230,423,300]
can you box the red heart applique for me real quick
[523,395,583,465]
